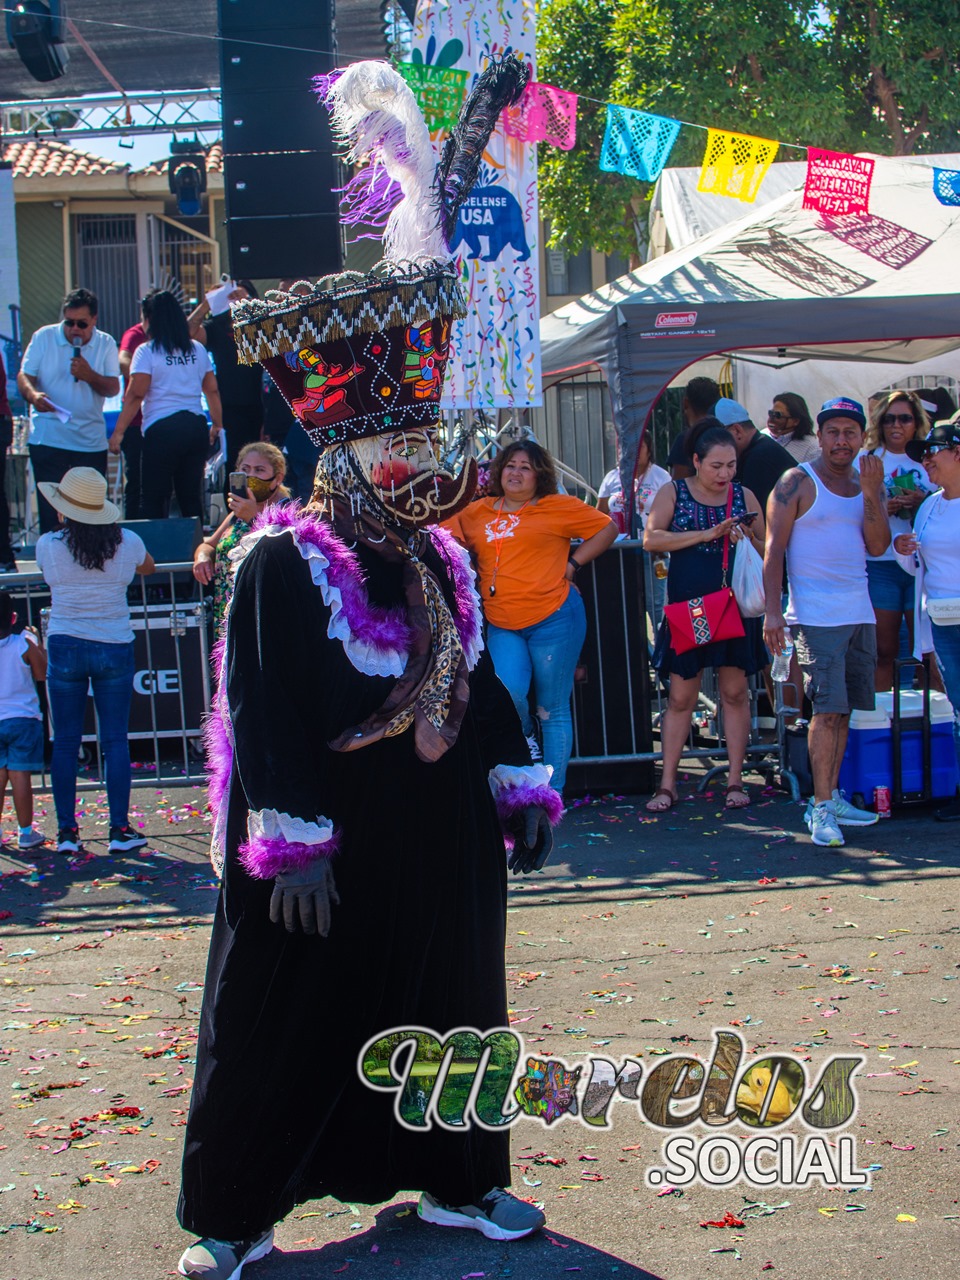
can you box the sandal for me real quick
[724,784,750,810]
[645,787,678,813]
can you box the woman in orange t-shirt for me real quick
[445,441,616,794]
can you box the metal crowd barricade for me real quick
[568,541,787,794]
[8,563,212,792]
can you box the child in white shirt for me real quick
[0,591,48,850]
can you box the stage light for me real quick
[168,137,208,217]
[5,1,69,83]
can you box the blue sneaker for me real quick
[178,1227,274,1279]
[805,801,844,847]
[419,1188,545,1241]
[831,789,880,826]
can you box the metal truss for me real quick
[0,89,221,143]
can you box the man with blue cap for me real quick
[762,396,890,848]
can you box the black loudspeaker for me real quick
[6,1,69,83]
[121,518,203,564]
[217,0,343,280]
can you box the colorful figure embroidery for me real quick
[286,347,364,426]
[403,324,444,400]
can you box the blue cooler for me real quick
[839,691,959,802]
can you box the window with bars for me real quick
[73,214,139,343]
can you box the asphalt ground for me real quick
[0,772,957,1280]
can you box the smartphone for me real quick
[738,511,760,525]
[229,471,249,498]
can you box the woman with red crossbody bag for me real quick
[643,420,766,813]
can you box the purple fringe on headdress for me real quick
[429,524,481,660]
[252,504,414,656]
[337,165,403,234]
[313,68,345,103]
[203,637,232,812]
[495,780,565,847]
[239,828,341,880]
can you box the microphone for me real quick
[72,338,82,380]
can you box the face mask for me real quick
[350,429,477,529]
[244,475,277,502]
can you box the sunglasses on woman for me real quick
[881,412,915,426]
[767,410,788,420]
[921,442,957,456]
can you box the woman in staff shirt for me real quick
[109,289,223,520]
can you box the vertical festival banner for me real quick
[412,0,541,408]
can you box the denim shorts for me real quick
[0,716,44,771]
[792,622,877,715]
[866,559,915,614]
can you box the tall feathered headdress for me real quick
[231,54,528,447]
[320,54,529,260]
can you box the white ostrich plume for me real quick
[325,61,448,264]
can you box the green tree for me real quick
[537,0,960,258]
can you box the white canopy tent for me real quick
[540,154,960,480]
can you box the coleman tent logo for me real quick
[655,311,698,328]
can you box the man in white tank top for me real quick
[762,397,890,847]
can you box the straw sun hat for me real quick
[38,467,120,525]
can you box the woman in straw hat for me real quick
[35,467,155,855]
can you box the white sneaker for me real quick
[419,1188,545,1241]
[805,801,845,847]
[830,789,880,826]
[178,1227,273,1279]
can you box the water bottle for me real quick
[771,628,793,682]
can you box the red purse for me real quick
[663,487,746,656]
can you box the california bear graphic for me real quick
[452,167,530,263]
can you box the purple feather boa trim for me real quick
[496,782,565,848]
[239,829,341,880]
[204,637,232,811]
[428,524,482,663]
[250,503,413,655]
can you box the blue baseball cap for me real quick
[817,397,866,430]
[712,398,751,426]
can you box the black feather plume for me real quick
[434,54,530,248]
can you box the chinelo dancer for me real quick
[175,57,565,1280]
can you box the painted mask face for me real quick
[351,428,477,528]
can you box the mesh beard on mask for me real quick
[312,431,476,529]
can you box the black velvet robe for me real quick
[178,527,533,1241]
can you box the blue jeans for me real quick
[486,588,586,793]
[47,635,135,829]
[931,622,960,769]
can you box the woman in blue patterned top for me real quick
[644,421,766,813]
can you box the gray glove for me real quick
[507,806,554,875]
[269,859,340,935]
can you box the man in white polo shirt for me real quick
[763,397,891,848]
[17,288,120,533]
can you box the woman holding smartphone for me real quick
[643,419,766,813]
[192,442,290,630]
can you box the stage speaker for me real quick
[217,0,343,280]
[121,518,203,564]
[5,1,69,83]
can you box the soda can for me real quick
[873,785,892,818]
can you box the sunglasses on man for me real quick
[63,318,91,330]
[920,442,958,456]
